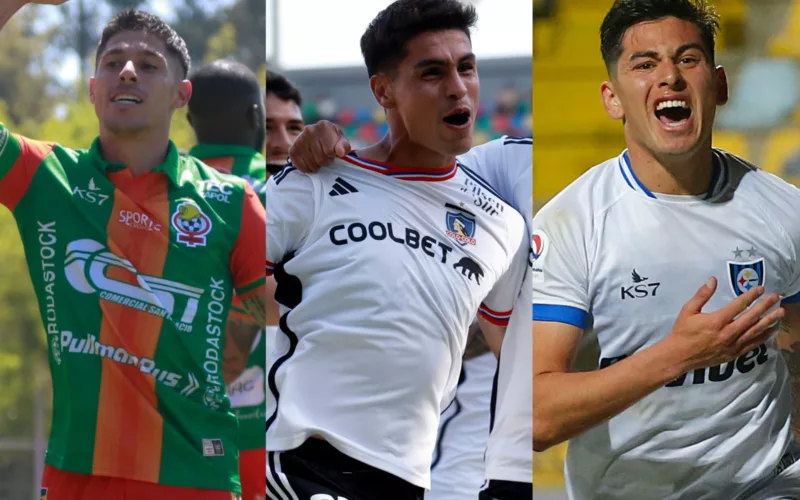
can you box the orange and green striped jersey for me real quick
[0,124,266,492]
[192,143,266,452]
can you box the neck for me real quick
[99,127,171,177]
[359,133,456,170]
[625,136,715,196]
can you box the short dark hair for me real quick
[600,0,720,73]
[96,9,191,79]
[360,0,478,77]
[266,71,302,107]
[188,60,261,116]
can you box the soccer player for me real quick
[264,72,304,176]
[0,3,266,499]
[289,123,533,499]
[186,59,268,500]
[265,0,529,498]
[533,0,800,498]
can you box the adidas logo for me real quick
[329,177,359,196]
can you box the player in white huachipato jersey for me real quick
[265,1,529,499]
[289,128,533,499]
[533,1,800,499]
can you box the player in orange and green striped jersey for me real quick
[187,59,267,500]
[0,3,265,499]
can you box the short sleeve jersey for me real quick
[266,154,528,489]
[533,149,800,499]
[0,124,266,492]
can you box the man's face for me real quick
[386,29,479,158]
[91,31,191,136]
[265,92,303,172]
[602,17,727,159]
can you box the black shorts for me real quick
[266,439,425,500]
[479,479,533,500]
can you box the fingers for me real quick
[682,277,718,315]
[733,307,784,352]
[288,140,312,174]
[334,137,352,157]
[717,285,766,322]
[722,292,781,343]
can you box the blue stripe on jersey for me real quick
[533,304,588,329]
[783,291,800,304]
[622,151,657,199]
[272,166,297,185]
[503,135,532,145]
[344,153,457,180]
[459,162,506,201]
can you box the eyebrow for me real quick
[414,52,476,70]
[266,118,305,126]
[102,47,164,60]
[629,42,706,61]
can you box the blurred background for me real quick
[0,1,264,498]
[533,0,800,496]
[266,0,532,149]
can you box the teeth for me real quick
[656,100,689,111]
[113,94,141,103]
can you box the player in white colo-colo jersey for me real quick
[533,1,800,499]
[264,1,529,499]
[289,126,534,499]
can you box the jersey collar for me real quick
[617,149,728,200]
[89,138,184,186]
[343,152,458,181]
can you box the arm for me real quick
[533,281,783,452]
[475,318,504,358]
[266,276,279,326]
[287,121,352,173]
[779,302,800,439]
[222,314,261,385]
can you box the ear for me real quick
[601,80,624,121]
[89,77,96,104]
[715,65,729,106]
[173,80,193,109]
[370,74,395,110]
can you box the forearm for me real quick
[0,1,24,31]
[222,316,261,384]
[533,340,684,451]
[778,312,800,439]
[266,276,279,326]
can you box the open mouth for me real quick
[443,109,471,127]
[655,99,692,126]
[111,94,143,104]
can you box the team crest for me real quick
[727,258,765,297]
[445,209,476,246]
[171,200,212,247]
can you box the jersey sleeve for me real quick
[478,212,529,326]
[0,123,55,211]
[230,181,267,299]
[532,201,591,329]
[265,167,316,277]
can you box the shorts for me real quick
[41,464,240,500]
[267,439,424,500]
[478,480,533,500]
[240,448,267,500]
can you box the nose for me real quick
[446,68,468,101]
[659,60,686,90]
[119,60,138,82]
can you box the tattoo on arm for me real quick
[222,317,261,384]
[241,293,267,327]
[463,322,490,360]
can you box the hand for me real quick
[664,277,784,373]
[288,120,352,173]
[0,0,67,32]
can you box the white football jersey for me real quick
[458,136,533,483]
[428,352,497,500]
[533,149,800,499]
[266,154,528,489]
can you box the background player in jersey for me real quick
[289,123,533,499]
[0,2,266,499]
[265,72,304,177]
[533,0,800,498]
[266,1,528,498]
[186,59,267,500]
